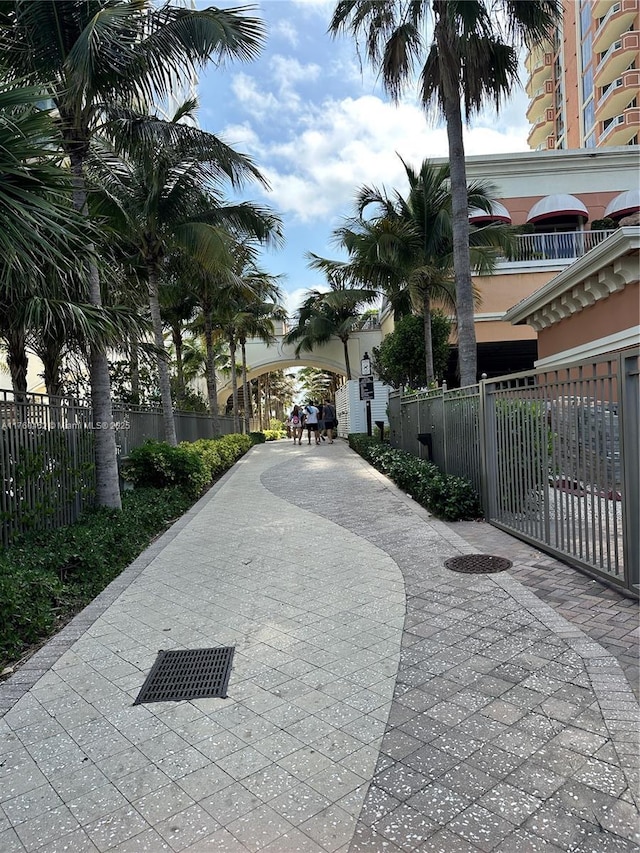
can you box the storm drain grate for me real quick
[133,646,235,705]
[444,554,512,574]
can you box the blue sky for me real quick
[193,0,532,316]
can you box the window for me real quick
[582,66,594,103]
[583,98,595,131]
[580,1,592,37]
[585,131,596,147]
[582,35,592,70]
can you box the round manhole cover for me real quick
[444,554,512,574]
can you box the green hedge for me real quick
[0,487,192,667]
[122,434,252,497]
[1,433,253,670]
[348,434,481,521]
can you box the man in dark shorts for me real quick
[305,402,320,444]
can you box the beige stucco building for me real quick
[525,0,639,150]
[436,145,640,380]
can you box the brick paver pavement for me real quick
[0,440,637,852]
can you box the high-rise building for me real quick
[525,0,639,150]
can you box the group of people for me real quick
[285,400,337,445]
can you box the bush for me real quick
[249,431,266,444]
[0,487,192,667]
[348,434,480,521]
[263,429,284,441]
[121,440,209,498]
[185,435,251,479]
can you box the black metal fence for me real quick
[389,349,639,595]
[0,390,236,546]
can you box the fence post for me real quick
[620,351,639,590]
[441,383,448,475]
[479,378,497,518]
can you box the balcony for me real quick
[593,0,638,53]
[496,231,615,267]
[596,69,640,121]
[525,53,554,93]
[599,107,640,144]
[526,79,554,121]
[525,39,553,76]
[528,107,555,149]
[594,31,640,87]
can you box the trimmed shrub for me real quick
[249,431,266,444]
[121,440,209,498]
[348,434,480,521]
[185,435,251,479]
[263,429,284,441]
[0,487,192,667]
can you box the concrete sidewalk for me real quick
[0,440,638,853]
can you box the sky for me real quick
[193,0,532,317]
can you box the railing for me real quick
[1,391,238,546]
[389,349,639,595]
[501,230,614,264]
[0,390,95,546]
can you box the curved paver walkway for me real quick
[1,440,638,853]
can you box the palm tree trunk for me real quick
[257,375,263,429]
[229,336,239,433]
[241,339,251,433]
[265,372,271,426]
[70,149,121,509]
[442,91,478,387]
[422,293,435,385]
[173,326,185,406]
[203,309,220,436]
[6,329,28,397]
[147,266,177,446]
[130,336,140,405]
[343,339,352,380]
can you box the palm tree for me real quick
[92,100,281,444]
[1,0,266,504]
[329,0,560,386]
[284,270,378,380]
[234,264,285,432]
[334,158,509,384]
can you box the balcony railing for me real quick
[500,230,615,264]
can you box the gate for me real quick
[389,349,639,595]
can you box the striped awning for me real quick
[527,194,589,223]
[469,201,511,224]
[604,189,640,219]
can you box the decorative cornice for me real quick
[503,228,640,330]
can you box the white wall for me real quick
[335,380,390,437]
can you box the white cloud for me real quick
[232,90,531,225]
[270,55,321,84]
[230,73,280,119]
[271,19,299,46]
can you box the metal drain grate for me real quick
[134,647,235,705]
[444,554,512,574]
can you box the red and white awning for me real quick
[526,193,589,224]
[604,189,640,219]
[468,201,511,224]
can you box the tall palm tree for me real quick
[92,101,281,444]
[1,0,266,504]
[334,158,508,383]
[329,0,560,386]
[284,271,378,380]
[234,263,285,432]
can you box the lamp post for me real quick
[360,352,373,437]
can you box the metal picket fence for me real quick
[1,391,238,546]
[389,348,639,595]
